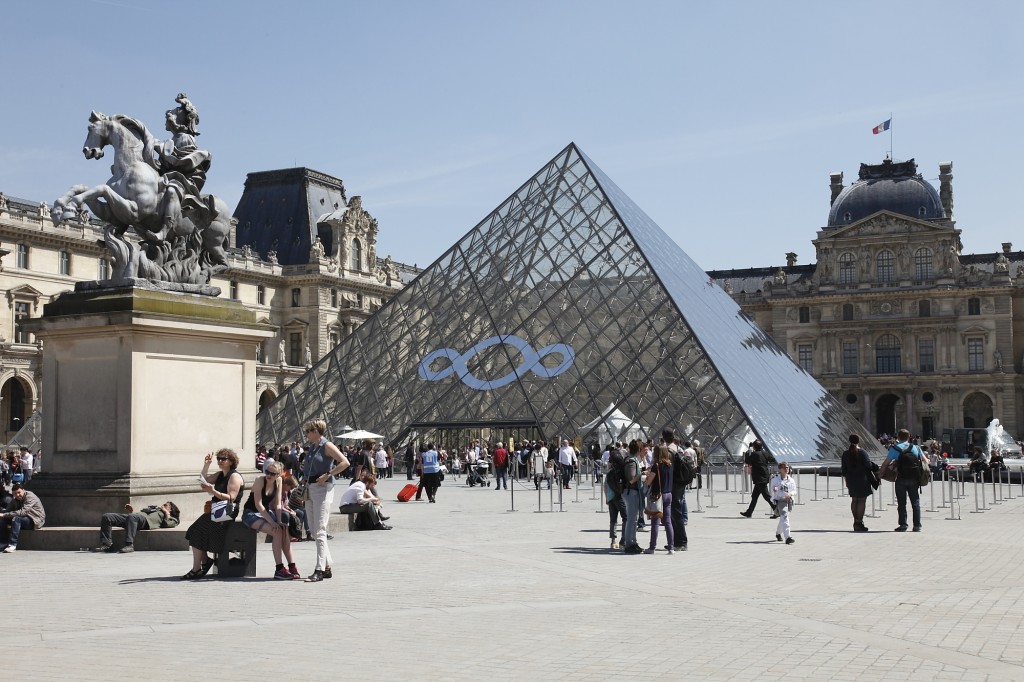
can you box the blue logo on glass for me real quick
[417,334,575,390]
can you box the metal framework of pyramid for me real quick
[257,143,884,462]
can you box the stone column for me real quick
[863,391,873,434]
[905,389,915,435]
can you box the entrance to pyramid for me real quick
[406,419,544,455]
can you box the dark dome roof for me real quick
[827,158,944,227]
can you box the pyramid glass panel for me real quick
[258,144,885,462]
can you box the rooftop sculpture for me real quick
[53,94,229,294]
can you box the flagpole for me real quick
[889,112,893,160]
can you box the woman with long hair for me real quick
[241,461,299,579]
[643,445,674,554]
[840,434,875,532]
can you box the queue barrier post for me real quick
[707,464,717,509]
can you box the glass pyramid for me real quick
[257,143,884,462]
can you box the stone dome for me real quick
[827,158,945,227]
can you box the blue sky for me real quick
[2,1,1022,271]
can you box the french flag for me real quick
[872,119,891,135]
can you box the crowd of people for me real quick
[0,419,1010,567]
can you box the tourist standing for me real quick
[841,434,876,532]
[302,420,350,582]
[558,439,577,489]
[621,445,643,554]
[493,442,509,491]
[643,445,674,554]
[418,443,442,503]
[887,429,927,532]
[770,462,797,544]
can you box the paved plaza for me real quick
[8,471,1024,681]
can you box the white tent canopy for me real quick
[580,404,648,444]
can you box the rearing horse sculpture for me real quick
[53,107,230,289]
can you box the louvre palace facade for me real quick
[0,168,418,445]
[708,158,1024,441]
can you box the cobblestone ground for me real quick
[7,473,1024,681]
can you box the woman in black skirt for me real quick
[182,448,245,580]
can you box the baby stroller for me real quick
[467,457,491,487]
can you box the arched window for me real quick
[876,250,895,282]
[914,248,933,281]
[842,303,854,321]
[838,253,856,284]
[350,238,362,271]
[875,333,902,373]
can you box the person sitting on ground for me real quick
[96,501,180,553]
[338,471,392,530]
[0,484,46,553]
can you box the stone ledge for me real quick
[17,511,352,551]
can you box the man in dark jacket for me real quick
[887,429,928,532]
[740,441,777,518]
[95,501,180,553]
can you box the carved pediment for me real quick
[822,211,953,241]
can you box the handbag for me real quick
[879,457,898,483]
[210,499,234,523]
[644,465,663,518]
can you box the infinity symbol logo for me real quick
[417,334,575,391]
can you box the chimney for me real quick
[786,252,797,267]
[939,162,954,218]
[829,172,844,205]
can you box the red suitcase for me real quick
[397,483,418,502]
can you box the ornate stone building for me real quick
[0,169,417,444]
[708,158,1024,440]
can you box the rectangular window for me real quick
[331,289,338,307]
[98,257,108,280]
[968,298,981,315]
[291,288,301,307]
[797,344,813,373]
[257,284,265,306]
[289,332,302,366]
[918,338,935,373]
[14,302,31,344]
[842,342,858,375]
[59,250,70,276]
[798,306,809,323]
[968,338,984,371]
[229,281,238,300]
[16,244,28,269]
[330,331,340,348]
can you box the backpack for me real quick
[675,451,697,488]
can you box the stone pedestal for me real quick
[23,288,274,526]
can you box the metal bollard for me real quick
[824,467,832,500]
[536,478,544,513]
[939,467,948,509]
[1004,466,1013,500]
[707,464,717,509]
[549,480,554,512]
[812,468,819,502]
[867,491,878,518]
[947,474,959,520]
[971,476,982,513]
[793,469,803,505]
[991,471,1001,504]
[927,473,936,512]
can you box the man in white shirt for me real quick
[338,471,391,530]
[558,439,577,490]
[20,448,33,483]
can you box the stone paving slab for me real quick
[6,474,1024,681]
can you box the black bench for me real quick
[215,522,257,577]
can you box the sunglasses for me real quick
[216,457,229,462]
[266,471,278,477]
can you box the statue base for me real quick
[75,278,221,297]
[23,288,274,526]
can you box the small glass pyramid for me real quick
[258,144,883,462]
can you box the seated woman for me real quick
[338,471,392,530]
[241,462,299,580]
[281,474,309,542]
[969,446,989,477]
[182,449,245,580]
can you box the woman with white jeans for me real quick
[302,419,350,582]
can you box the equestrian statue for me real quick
[53,94,230,294]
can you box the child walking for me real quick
[770,462,797,545]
